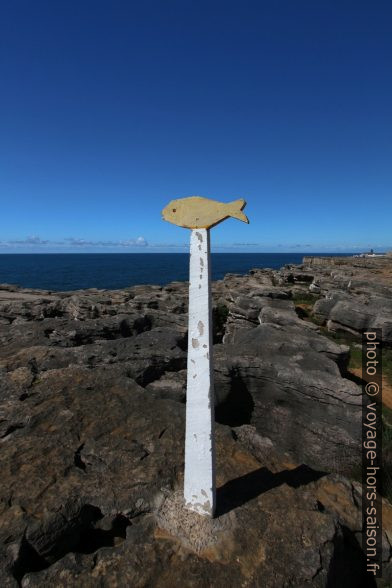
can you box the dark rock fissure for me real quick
[119,318,133,337]
[212,304,229,344]
[136,357,187,387]
[294,305,310,321]
[11,508,131,584]
[1,423,25,438]
[215,368,254,427]
[175,333,188,351]
[132,315,153,335]
[74,444,86,471]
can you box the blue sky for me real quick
[1,1,391,253]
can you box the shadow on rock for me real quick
[326,525,377,588]
[216,464,326,516]
[215,368,254,427]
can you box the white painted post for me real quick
[183,228,215,517]
[161,196,248,518]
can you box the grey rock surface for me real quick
[1,254,391,585]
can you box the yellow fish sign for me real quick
[162,196,249,229]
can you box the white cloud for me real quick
[0,236,390,253]
[7,235,50,245]
[0,235,149,248]
[120,236,148,247]
[232,243,260,247]
[150,242,188,248]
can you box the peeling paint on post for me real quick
[184,228,215,516]
[161,196,249,517]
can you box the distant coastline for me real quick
[0,252,356,292]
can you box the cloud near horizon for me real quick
[0,235,149,248]
[0,236,390,253]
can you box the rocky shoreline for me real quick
[0,255,391,586]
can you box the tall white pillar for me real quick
[183,228,216,517]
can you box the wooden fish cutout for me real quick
[162,196,249,229]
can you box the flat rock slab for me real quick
[1,256,392,585]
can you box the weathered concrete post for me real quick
[162,196,249,517]
[184,227,215,516]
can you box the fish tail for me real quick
[227,199,249,223]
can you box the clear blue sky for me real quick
[1,1,391,253]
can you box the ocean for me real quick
[0,253,352,292]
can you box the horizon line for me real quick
[0,251,379,256]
